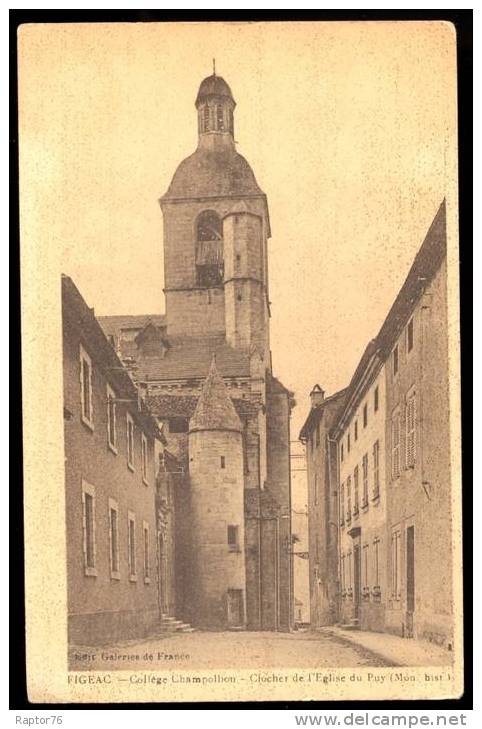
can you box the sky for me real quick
[18,20,457,449]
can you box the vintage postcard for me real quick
[19,20,462,703]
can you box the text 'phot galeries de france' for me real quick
[63,70,295,645]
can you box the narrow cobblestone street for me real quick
[70,629,398,672]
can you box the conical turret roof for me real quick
[189,356,242,433]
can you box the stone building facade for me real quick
[99,72,294,632]
[381,202,452,646]
[300,386,347,629]
[333,353,388,632]
[62,276,163,645]
[300,201,453,645]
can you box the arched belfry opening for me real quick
[195,210,224,287]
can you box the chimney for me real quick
[310,384,325,408]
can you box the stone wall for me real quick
[384,260,453,646]
[63,317,159,646]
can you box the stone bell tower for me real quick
[159,70,271,360]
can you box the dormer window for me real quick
[196,210,224,287]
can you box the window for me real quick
[108,498,120,579]
[314,473,318,506]
[373,440,380,499]
[391,529,401,600]
[169,417,189,433]
[80,345,93,429]
[362,454,369,507]
[373,537,381,597]
[315,422,320,447]
[391,410,401,479]
[363,403,368,428]
[407,318,414,353]
[143,521,150,583]
[107,385,117,452]
[362,544,369,593]
[196,210,223,287]
[126,413,135,470]
[354,421,358,441]
[374,386,379,412]
[393,345,399,376]
[221,456,226,469]
[340,443,344,462]
[347,433,351,453]
[227,525,239,552]
[141,434,148,484]
[347,551,352,594]
[353,466,359,514]
[128,512,136,580]
[340,482,345,526]
[81,481,96,576]
[346,476,352,522]
[341,554,346,594]
[203,104,210,131]
[405,390,416,468]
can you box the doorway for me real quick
[158,533,169,615]
[227,589,244,628]
[353,544,361,620]
[406,525,415,638]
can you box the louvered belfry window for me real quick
[196,211,224,287]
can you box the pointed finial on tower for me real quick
[213,58,216,76]
[189,353,241,433]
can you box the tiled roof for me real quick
[98,314,167,337]
[134,335,251,381]
[195,74,235,106]
[147,393,258,419]
[189,357,242,433]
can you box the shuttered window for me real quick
[373,440,380,498]
[391,529,401,599]
[406,391,416,468]
[126,413,135,470]
[353,466,359,514]
[143,521,150,582]
[128,512,136,580]
[81,481,96,576]
[107,384,117,451]
[141,434,148,484]
[392,411,400,479]
[362,544,369,590]
[108,498,119,579]
[362,454,369,506]
[346,476,352,521]
[80,345,93,428]
[340,482,345,526]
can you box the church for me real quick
[99,71,294,632]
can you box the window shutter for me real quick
[81,491,87,563]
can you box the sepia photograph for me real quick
[17,18,463,704]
